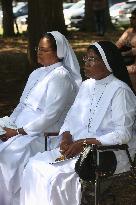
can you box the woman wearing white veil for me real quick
[20,41,136,205]
[0,31,82,205]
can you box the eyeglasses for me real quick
[83,56,99,64]
[35,47,53,53]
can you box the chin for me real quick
[37,60,42,65]
[84,73,93,79]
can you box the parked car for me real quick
[110,0,136,27]
[66,0,126,29]
[13,2,27,14]
[15,14,27,33]
[0,10,2,25]
[14,3,28,18]
[16,15,27,25]
[116,0,136,27]
[63,2,75,9]
[70,11,84,29]
[110,2,127,25]
[63,0,85,27]
[0,2,27,25]
[108,0,127,7]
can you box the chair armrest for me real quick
[92,144,135,167]
[91,144,128,151]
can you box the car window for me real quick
[63,3,74,9]
[69,0,84,10]
[110,3,126,11]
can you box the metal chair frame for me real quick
[91,144,136,205]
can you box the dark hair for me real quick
[88,41,135,93]
[131,8,136,16]
[87,44,102,58]
[40,33,57,52]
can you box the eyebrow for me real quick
[38,46,53,50]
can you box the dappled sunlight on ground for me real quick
[0,37,28,53]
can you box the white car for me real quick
[0,10,2,25]
[63,2,74,10]
[15,15,28,33]
[109,2,126,19]
[13,2,27,14]
[16,15,27,25]
[63,0,85,27]
[110,0,136,27]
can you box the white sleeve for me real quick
[23,74,75,135]
[96,88,136,145]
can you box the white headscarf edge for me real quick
[48,31,82,89]
[92,42,112,72]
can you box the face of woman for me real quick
[130,14,136,29]
[83,49,111,80]
[37,37,59,66]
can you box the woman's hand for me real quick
[63,138,102,159]
[60,131,73,155]
[1,128,18,141]
[64,140,83,159]
[0,134,8,142]
[60,141,70,154]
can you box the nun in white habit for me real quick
[20,41,136,205]
[0,31,82,205]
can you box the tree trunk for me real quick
[82,0,94,31]
[1,0,14,37]
[28,0,66,69]
[83,0,113,32]
[105,0,115,31]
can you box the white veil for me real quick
[48,31,82,89]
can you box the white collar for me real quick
[95,74,114,85]
[43,62,62,71]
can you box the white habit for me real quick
[0,62,78,205]
[20,74,136,205]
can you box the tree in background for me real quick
[1,0,14,37]
[28,0,66,68]
[83,0,113,32]
[83,0,93,31]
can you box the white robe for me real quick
[20,74,136,205]
[0,62,78,205]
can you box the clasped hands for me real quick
[59,139,84,159]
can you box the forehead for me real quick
[39,37,52,47]
[87,48,100,57]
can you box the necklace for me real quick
[24,79,40,101]
[24,68,55,102]
[88,83,108,133]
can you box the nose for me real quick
[84,63,91,69]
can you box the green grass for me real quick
[0,25,3,35]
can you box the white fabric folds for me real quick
[49,31,82,89]
[0,31,82,205]
[20,74,136,205]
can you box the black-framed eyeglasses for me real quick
[83,56,100,64]
[35,47,53,53]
